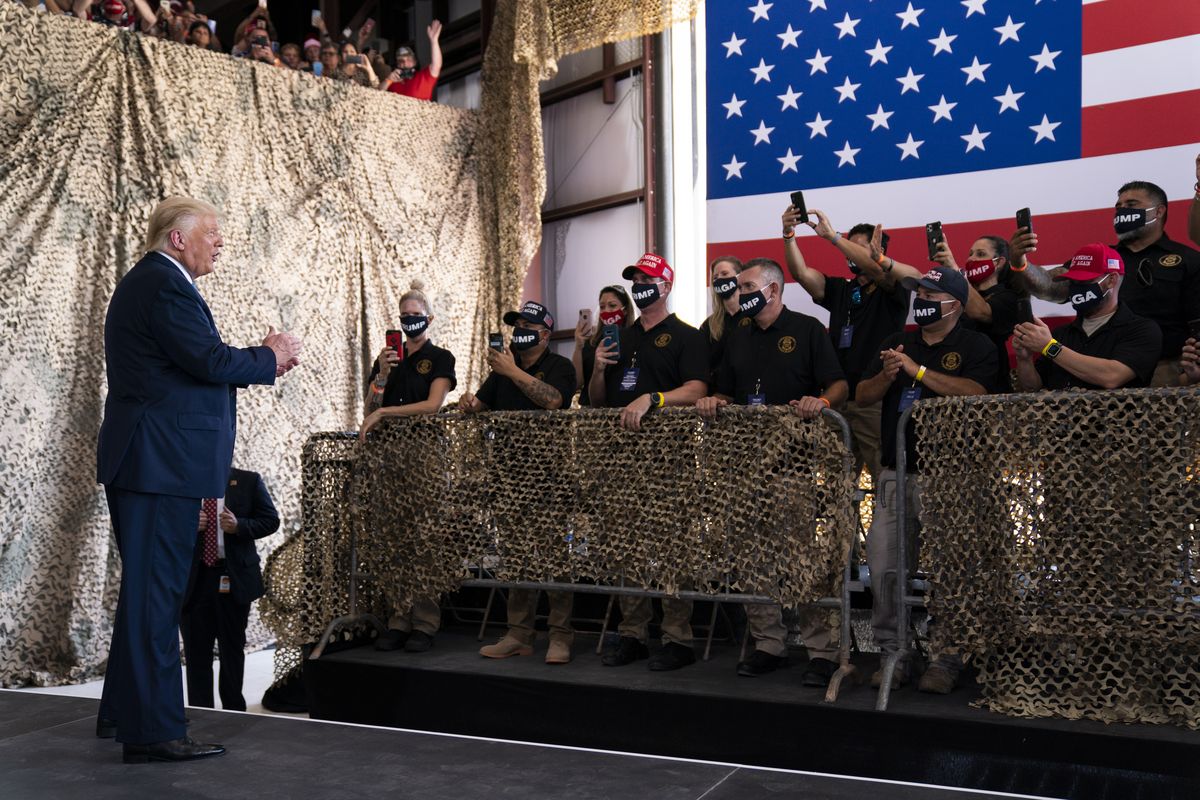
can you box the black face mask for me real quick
[738,286,772,318]
[510,327,541,351]
[847,259,863,276]
[713,276,738,299]
[1068,279,1110,315]
[631,282,662,309]
[400,315,428,338]
[1113,207,1151,237]
[913,297,954,327]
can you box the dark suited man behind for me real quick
[95,196,302,763]
[181,467,280,712]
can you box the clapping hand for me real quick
[1012,318,1052,360]
[263,325,302,376]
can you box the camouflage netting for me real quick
[260,408,857,683]
[914,389,1200,729]
[0,4,500,685]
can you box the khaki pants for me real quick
[388,595,442,636]
[1151,358,1182,388]
[865,469,921,658]
[839,400,883,486]
[746,603,838,660]
[618,595,693,647]
[505,588,574,645]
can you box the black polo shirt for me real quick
[1036,304,1161,390]
[715,306,844,404]
[477,348,576,411]
[964,283,1020,393]
[818,276,910,395]
[603,313,709,406]
[863,323,996,473]
[1114,234,1200,358]
[699,311,747,386]
[367,341,457,407]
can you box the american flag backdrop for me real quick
[704,0,1200,322]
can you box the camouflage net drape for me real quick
[914,390,1200,730]
[0,4,499,685]
[259,408,856,680]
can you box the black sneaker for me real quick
[800,657,839,687]
[374,629,409,651]
[601,636,649,667]
[404,631,434,653]
[736,650,787,677]
[648,642,696,671]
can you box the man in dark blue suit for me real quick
[181,467,280,712]
[96,197,302,763]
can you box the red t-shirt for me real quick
[386,67,437,101]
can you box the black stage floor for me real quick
[304,629,1200,800]
[0,689,1079,800]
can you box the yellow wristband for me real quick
[1041,339,1058,357]
[915,365,927,383]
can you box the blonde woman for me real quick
[698,256,744,383]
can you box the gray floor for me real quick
[0,690,1061,800]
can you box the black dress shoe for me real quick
[648,642,696,671]
[96,717,118,739]
[403,630,434,653]
[123,736,225,764]
[800,657,839,688]
[601,636,649,667]
[736,650,787,677]
[374,628,409,651]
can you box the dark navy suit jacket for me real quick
[185,468,280,606]
[97,252,277,498]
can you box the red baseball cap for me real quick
[1054,243,1124,281]
[622,253,675,283]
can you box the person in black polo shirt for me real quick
[1013,180,1200,386]
[462,301,579,665]
[699,255,745,386]
[783,207,909,485]
[856,266,994,692]
[590,252,708,671]
[1013,244,1161,391]
[696,257,848,686]
[360,281,458,653]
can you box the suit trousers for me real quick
[180,562,252,711]
[98,487,198,744]
[505,589,574,645]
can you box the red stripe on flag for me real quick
[1082,0,1200,55]
[707,201,1195,282]
[1081,89,1200,158]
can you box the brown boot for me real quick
[545,638,572,665]
[870,662,910,689]
[479,635,533,659]
[918,661,961,694]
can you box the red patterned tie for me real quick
[202,498,219,567]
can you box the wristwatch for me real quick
[1042,339,1063,360]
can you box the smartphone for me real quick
[602,324,621,361]
[255,18,267,30]
[488,332,503,352]
[258,0,267,8]
[312,61,323,76]
[578,308,593,334]
[1188,319,1200,340]
[252,36,269,47]
[345,54,363,64]
[1016,297,1033,325]
[310,9,321,25]
[385,329,404,358]
[925,221,944,261]
[789,190,808,223]
[1016,207,1033,234]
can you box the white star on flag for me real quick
[806,112,832,138]
[961,0,987,18]
[808,0,827,11]
[928,28,956,56]
[993,85,1024,113]
[723,33,746,57]
[928,95,956,122]
[834,76,862,103]
[750,120,775,145]
[865,39,893,66]
[723,155,746,180]
[896,3,923,29]
[723,94,746,118]
[806,49,832,74]
[834,140,861,167]
[750,58,775,83]
[994,16,1024,45]
[962,56,990,84]
[1029,114,1061,143]
[749,0,773,23]
[777,148,802,173]
[897,67,924,94]
[897,133,924,160]
[1030,43,1062,72]
[777,86,803,111]
[834,12,860,39]
[961,124,991,152]
[778,24,802,49]
[866,103,894,130]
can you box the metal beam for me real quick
[541,188,645,225]
[539,58,643,107]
